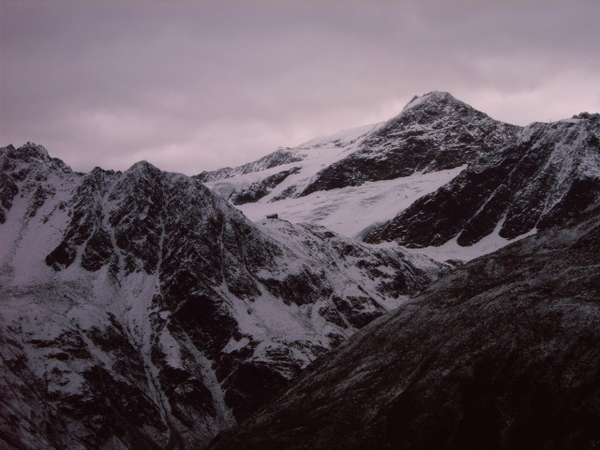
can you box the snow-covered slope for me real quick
[0,143,447,450]
[203,93,600,263]
[202,92,522,246]
[237,166,464,239]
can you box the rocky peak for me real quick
[1,148,449,449]
[10,141,50,161]
[299,92,521,196]
[126,159,161,176]
[365,114,600,249]
[401,90,467,114]
[573,111,600,121]
[368,90,512,144]
[1,142,72,175]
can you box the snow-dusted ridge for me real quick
[0,141,448,449]
[205,92,600,264]
[203,122,381,206]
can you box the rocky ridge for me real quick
[365,112,600,247]
[0,143,446,449]
[195,148,305,184]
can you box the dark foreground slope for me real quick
[209,205,600,450]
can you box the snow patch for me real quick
[238,166,465,238]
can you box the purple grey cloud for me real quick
[2,1,600,174]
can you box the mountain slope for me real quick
[208,203,600,450]
[0,143,446,450]
[300,91,521,196]
[201,92,522,244]
[366,112,600,249]
[202,93,600,263]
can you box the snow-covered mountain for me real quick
[201,92,522,245]
[0,143,446,449]
[365,112,600,250]
[202,92,600,263]
[208,202,600,450]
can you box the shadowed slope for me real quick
[209,204,600,450]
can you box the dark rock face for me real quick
[0,172,18,223]
[231,167,301,205]
[0,143,446,449]
[301,92,521,196]
[223,361,298,422]
[208,206,600,450]
[366,114,600,247]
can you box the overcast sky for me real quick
[2,1,600,175]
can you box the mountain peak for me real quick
[572,111,600,121]
[126,160,161,176]
[1,142,50,162]
[401,91,460,112]
[1,142,72,174]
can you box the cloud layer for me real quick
[2,1,600,174]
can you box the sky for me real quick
[2,0,600,175]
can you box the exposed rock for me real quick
[366,114,600,247]
[231,167,301,205]
[195,148,305,183]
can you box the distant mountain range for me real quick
[2,92,599,450]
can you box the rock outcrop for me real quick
[366,113,600,247]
